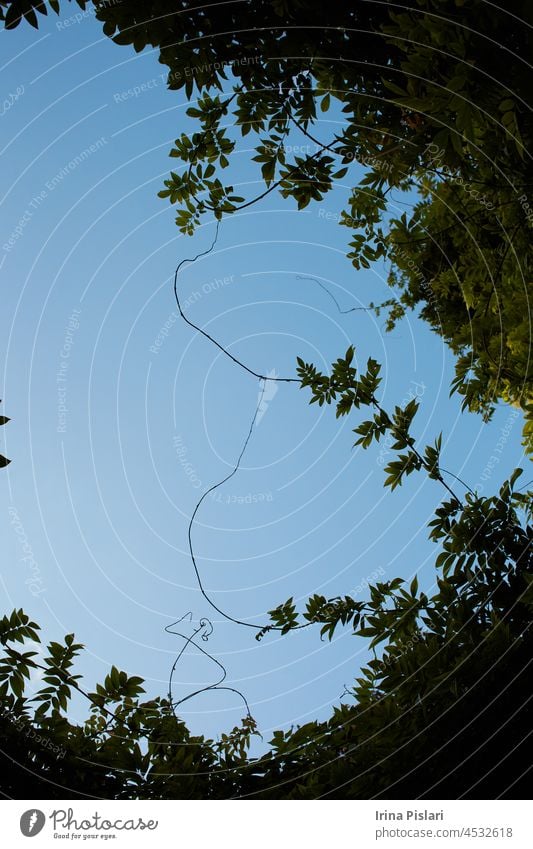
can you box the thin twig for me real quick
[173,223,298,383]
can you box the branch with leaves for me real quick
[0,400,10,468]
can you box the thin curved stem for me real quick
[173,222,298,383]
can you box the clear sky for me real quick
[0,7,527,746]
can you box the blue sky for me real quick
[0,7,527,745]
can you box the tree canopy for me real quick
[1,0,533,800]
[96,0,533,446]
[1,346,532,798]
[1,444,532,798]
[3,0,531,438]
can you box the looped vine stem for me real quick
[173,221,298,383]
[165,614,252,718]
